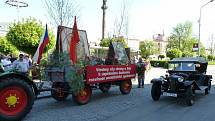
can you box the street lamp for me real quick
[198,0,214,56]
[101,0,107,40]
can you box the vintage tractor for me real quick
[0,69,38,121]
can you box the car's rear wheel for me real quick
[185,85,194,106]
[151,82,161,101]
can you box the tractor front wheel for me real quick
[0,78,35,121]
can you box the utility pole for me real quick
[198,0,214,56]
[101,0,107,40]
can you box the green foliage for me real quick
[166,48,182,60]
[208,55,214,61]
[158,55,165,60]
[208,61,215,65]
[166,21,205,55]
[139,40,159,59]
[0,37,19,55]
[6,17,55,56]
[99,37,128,47]
[43,51,85,93]
[182,51,194,57]
[150,60,168,69]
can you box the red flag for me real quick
[70,16,80,64]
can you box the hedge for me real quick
[208,61,215,65]
[150,60,169,69]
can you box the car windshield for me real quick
[168,62,195,71]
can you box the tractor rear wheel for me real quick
[0,77,35,121]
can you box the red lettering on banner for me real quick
[86,64,136,84]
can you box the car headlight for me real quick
[178,77,184,82]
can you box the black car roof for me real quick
[170,57,208,63]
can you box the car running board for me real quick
[198,86,208,90]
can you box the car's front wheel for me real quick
[151,82,161,101]
[185,85,194,106]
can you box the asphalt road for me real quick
[23,66,215,121]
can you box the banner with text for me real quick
[86,64,136,84]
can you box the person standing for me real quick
[1,55,12,71]
[13,54,29,76]
[25,54,32,68]
[136,57,146,88]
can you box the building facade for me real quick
[0,22,9,36]
[153,33,168,55]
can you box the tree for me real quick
[113,0,131,38]
[139,40,159,59]
[6,18,55,56]
[99,37,128,47]
[0,37,19,55]
[44,0,80,27]
[166,21,204,55]
[182,51,194,57]
[166,48,182,60]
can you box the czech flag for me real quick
[33,24,50,64]
[70,16,80,64]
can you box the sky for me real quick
[1,0,215,48]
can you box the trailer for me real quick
[47,26,136,104]
[0,26,136,121]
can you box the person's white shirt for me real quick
[1,58,12,71]
[13,59,29,73]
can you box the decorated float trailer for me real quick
[0,26,136,121]
[48,26,136,105]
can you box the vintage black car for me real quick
[151,57,212,106]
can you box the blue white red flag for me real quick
[33,24,50,64]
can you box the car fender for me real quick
[0,72,39,96]
[183,80,194,87]
[151,78,162,85]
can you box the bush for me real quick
[166,49,182,60]
[208,61,215,65]
[208,55,214,61]
[158,55,165,60]
[150,60,168,69]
